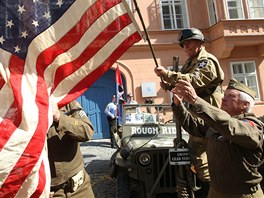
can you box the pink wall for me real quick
[117,0,264,117]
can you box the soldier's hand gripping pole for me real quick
[159,56,180,91]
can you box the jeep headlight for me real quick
[138,153,151,166]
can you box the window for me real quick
[230,61,260,99]
[248,0,264,18]
[226,0,244,19]
[160,0,188,30]
[207,0,218,25]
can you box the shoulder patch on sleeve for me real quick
[78,110,87,118]
[243,119,255,127]
[197,60,208,68]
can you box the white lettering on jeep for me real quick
[162,127,176,134]
[131,126,177,135]
[131,127,159,135]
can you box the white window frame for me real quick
[225,0,245,19]
[230,61,260,99]
[160,0,189,30]
[206,0,218,26]
[247,0,264,19]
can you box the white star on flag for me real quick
[0,0,142,197]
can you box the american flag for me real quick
[0,0,141,197]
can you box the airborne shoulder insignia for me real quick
[197,60,208,68]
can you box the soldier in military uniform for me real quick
[257,115,264,190]
[171,79,264,198]
[48,100,95,198]
[154,27,224,196]
[259,116,264,123]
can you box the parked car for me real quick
[110,103,190,198]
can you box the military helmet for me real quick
[177,28,205,47]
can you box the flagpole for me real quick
[132,0,159,68]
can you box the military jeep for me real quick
[110,104,190,198]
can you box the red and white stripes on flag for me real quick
[0,0,141,197]
[116,65,125,103]
[116,65,125,122]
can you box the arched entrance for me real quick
[77,68,126,139]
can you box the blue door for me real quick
[77,69,126,139]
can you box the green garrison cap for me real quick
[227,78,256,99]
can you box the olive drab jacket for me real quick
[165,46,224,107]
[172,97,264,194]
[47,100,94,186]
[164,46,225,181]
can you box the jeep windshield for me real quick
[120,104,188,148]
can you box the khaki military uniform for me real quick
[257,115,264,190]
[259,115,264,123]
[164,47,224,182]
[165,47,224,104]
[172,97,264,197]
[48,100,94,198]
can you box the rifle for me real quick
[172,56,195,198]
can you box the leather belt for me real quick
[50,169,84,193]
[50,182,68,192]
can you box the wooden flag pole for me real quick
[132,0,159,68]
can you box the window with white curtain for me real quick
[230,61,260,99]
[207,0,218,25]
[248,0,264,18]
[226,0,244,19]
[160,0,188,30]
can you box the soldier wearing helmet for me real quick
[178,28,206,47]
[155,27,224,197]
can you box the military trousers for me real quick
[208,185,264,198]
[107,116,117,148]
[51,170,94,198]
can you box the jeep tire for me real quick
[116,171,130,198]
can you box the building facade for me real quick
[117,0,264,116]
[79,0,264,139]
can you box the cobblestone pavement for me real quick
[80,139,181,198]
[81,139,117,198]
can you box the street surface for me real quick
[81,139,117,198]
[81,139,179,198]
